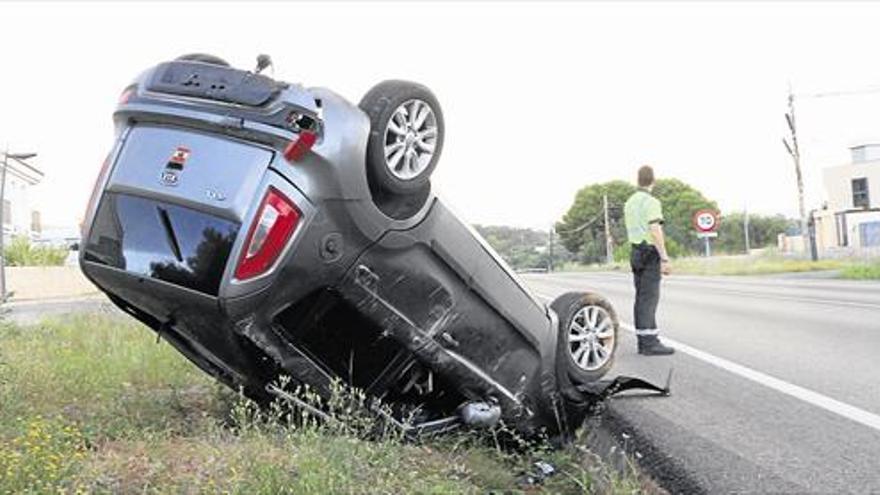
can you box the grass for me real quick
[839,262,880,280]
[560,251,880,278]
[0,313,648,494]
[667,255,850,276]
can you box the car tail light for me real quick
[81,153,112,236]
[235,187,301,280]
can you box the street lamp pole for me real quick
[0,148,38,302]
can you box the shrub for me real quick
[5,236,68,266]
[840,262,880,280]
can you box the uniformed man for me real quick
[624,165,675,355]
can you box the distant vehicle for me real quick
[80,54,641,439]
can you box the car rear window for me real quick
[84,192,239,296]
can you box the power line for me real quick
[796,86,880,100]
[555,211,604,235]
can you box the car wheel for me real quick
[359,80,445,195]
[551,292,618,385]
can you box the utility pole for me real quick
[548,224,554,273]
[743,206,751,254]
[783,87,817,261]
[555,211,605,266]
[603,194,613,265]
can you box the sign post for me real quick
[693,210,720,257]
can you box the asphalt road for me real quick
[523,271,880,494]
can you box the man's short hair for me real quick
[637,165,655,188]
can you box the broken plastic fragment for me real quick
[517,460,557,487]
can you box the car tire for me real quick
[359,80,445,195]
[176,53,230,66]
[551,292,619,386]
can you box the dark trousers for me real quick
[630,243,661,331]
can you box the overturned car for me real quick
[80,54,641,439]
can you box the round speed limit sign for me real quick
[693,209,719,233]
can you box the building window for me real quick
[31,211,42,234]
[852,178,870,209]
[2,200,10,225]
[860,221,880,247]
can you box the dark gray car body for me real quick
[80,60,599,436]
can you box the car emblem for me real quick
[161,146,190,187]
[160,170,179,186]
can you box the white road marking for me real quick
[533,291,880,432]
[530,275,880,311]
[673,286,880,311]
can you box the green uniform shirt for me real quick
[624,189,664,245]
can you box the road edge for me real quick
[583,406,706,494]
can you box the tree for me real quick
[651,178,718,253]
[473,225,573,270]
[556,181,635,263]
[715,212,796,254]
[558,178,718,262]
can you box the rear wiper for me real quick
[157,206,184,263]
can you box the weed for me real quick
[840,262,880,280]
[0,313,651,493]
[0,415,87,493]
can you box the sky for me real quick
[4,1,880,231]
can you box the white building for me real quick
[814,143,880,251]
[2,156,44,241]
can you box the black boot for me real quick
[637,335,675,355]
